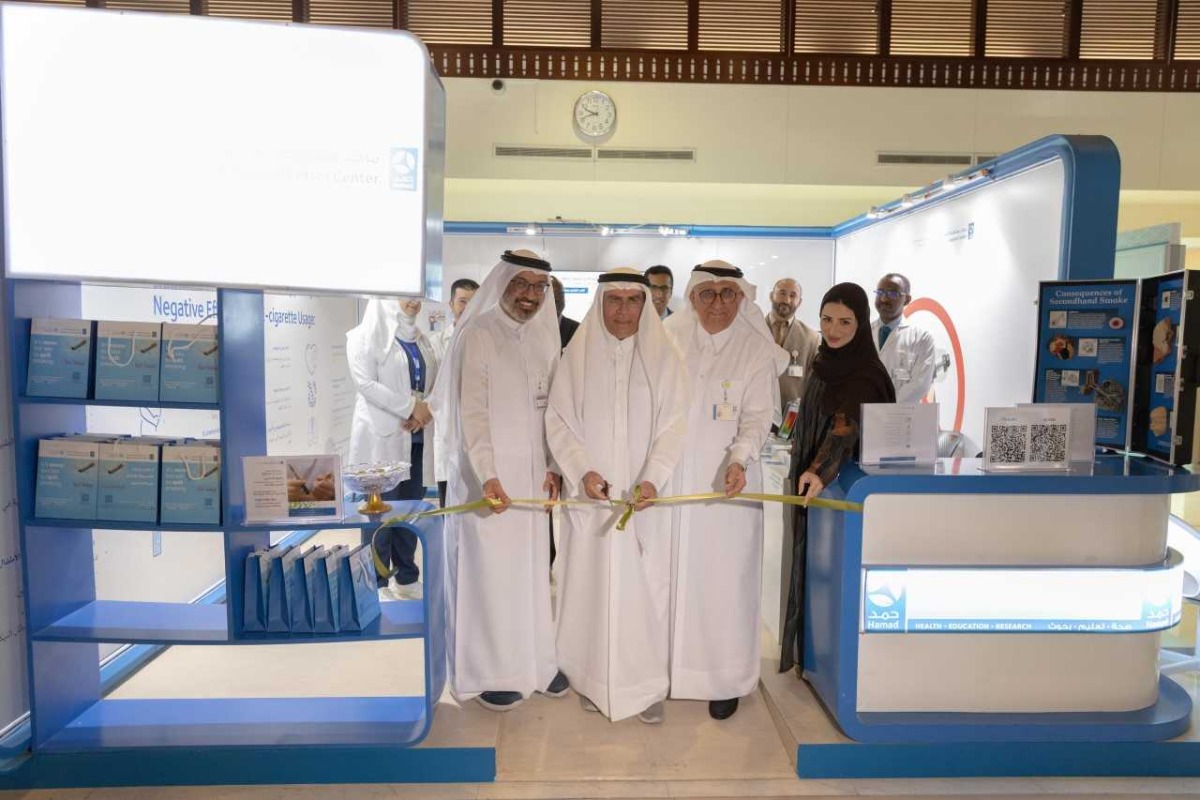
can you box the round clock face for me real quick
[573,90,616,139]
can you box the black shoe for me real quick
[709,698,739,720]
[477,691,524,712]
[544,670,570,698]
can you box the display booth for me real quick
[2,3,1200,791]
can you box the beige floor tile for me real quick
[757,660,848,749]
[422,693,502,750]
[495,691,793,783]
[842,777,1047,795]
[476,781,670,798]
[664,777,851,797]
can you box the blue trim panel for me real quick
[444,221,832,239]
[0,745,495,788]
[797,740,1200,779]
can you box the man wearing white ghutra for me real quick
[432,249,569,712]
[546,267,688,724]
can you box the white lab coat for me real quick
[430,322,454,483]
[871,317,936,405]
[448,308,560,698]
[346,304,437,485]
[546,280,687,721]
[663,321,776,701]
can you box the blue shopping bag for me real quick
[242,549,270,633]
[324,545,348,633]
[290,545,323,634]
[308,545,336,633]
[337,544,382,632]
[265,544,297,633]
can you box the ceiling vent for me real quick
[597,148,696,162]
[494,145,593,159]
[877,152,976,167]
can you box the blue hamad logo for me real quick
[389,147,419,191]
[864,572,906,631]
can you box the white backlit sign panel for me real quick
[862,550,1184,634]
[0,5,444,296]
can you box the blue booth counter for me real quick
[804,455,1200,746]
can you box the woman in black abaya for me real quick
[779,282,896,674]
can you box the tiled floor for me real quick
[10,528,1200,798]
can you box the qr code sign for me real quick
[1029,423,1069,463]
[988,424,1028,464]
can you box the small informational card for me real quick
[983,405,1072,472]
[1017,402,1096,464]
[244,454,342,524]
[860,402,939,465]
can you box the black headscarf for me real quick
[811,282,897,417]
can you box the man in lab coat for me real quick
[431,250,568,712]
[872,273,935,404]
[664,262,784,720]
[546,268,687,724]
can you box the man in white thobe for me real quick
[664,262,785,720]
[432,277,479,507]
[872,272,936,404]
[431,250,568,712]
[546,268,688,724]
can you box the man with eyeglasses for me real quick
[871,273,936,404]
[767,278,820,413]
[664,261,785,721]
[547,267,687,724]
[433,277,480,507]
[430,249,569,713]
[645,264,675,319]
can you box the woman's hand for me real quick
[411,400,433,425]
[482,478,511,513]
[724,463,747,497]
[796,471,824,500]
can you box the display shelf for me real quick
[33,601,229,644]
[37,697,428,751]
[17,395,220,411]
[25,518,224,533]
[31,598,425,645]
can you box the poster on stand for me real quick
[1033,280,1138,450]
[1132,270,1200,466]
[244,454,343,524]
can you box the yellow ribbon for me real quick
[368,491,863,581]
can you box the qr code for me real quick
[1156,373,1176,395]
[1030,423,1068,463]
[988,424,1028,464]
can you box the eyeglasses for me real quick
[509,277,550,296]
[648,284,673,295]
[697,288,740,305]
[874,289,905,301]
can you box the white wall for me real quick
[835,160,1066,451]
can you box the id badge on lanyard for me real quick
[713,379,739,421]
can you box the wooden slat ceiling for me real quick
[794,0,878,55]
[308,0,394,28]
[601,0,688,50]
[698,0,781,53]
[408,0,491,43]
[1177,0,1200,60]
[1079,0,1157,60]
[505,0,591,48]
[890,0,974,57]
[206,1,293,21]
[985,0,1066,59]
[105,0,190,12]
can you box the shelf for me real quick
[34,601,229,644]
[18,394,219,411]
[32,598,425,644]
[39,696,427,750]
[26,518,224,533]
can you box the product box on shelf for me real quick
[160,442,221,525]
[26,318,93,399]
[94,321,162,402]
[96,441,160,523]
[159,323,219,403]
[34,438,100,520]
